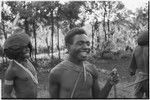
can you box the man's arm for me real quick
[92,77,112,98]
[137,31,148,46]
[91,65,119,98]
[128,53,137,76]
[4,65,16,98]
[3,83,14,98]
[48,68,60,98]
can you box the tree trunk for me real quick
[2,2,7,63]
[33,21,37,62]
[51,10,54,60]
[45,35,50,56]
[1,1,7,40]
[2,20,7,39]
[103,1,107,42]
[107,1,111,39]
[91,25,94,53]
[2,1,7,39]
[94,19,100,51]
[96,33,100,51]
[2,56,4,64]
[24,18,30,36]
[107,19,110,38]
[23,1,30,36]
[101,1,108,58]
[57,22,61,60]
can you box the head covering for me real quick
[137,31,148,46]
[4,32,31,49]
[3,32,32,60]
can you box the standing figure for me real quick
[48,27,119,98]
[129,31,149,98]
[3,31,38,98]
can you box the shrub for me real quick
[35,57,62,71]
[48,57,62,68]
[0,61,9,72]
[92,50,115,60]
[0,46,3,57]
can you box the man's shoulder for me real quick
[50,60,67,75]
[5,60,19,77]
[137,31,148,46]
[84,61,97,70]
[134,46,144,56]
[6,61,18,72]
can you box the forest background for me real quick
[0,0,148,98]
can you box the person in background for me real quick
[129,31,148,98]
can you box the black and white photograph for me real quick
[0,0,149,99]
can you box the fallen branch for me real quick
[97,68,148,94]
[121,78,148,89]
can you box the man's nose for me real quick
[25,47,30,51]
[82,43,90,52]
[83,43,89,48]
[82,44,90,53]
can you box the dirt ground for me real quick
[0,57,147,99]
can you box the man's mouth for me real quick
[80,51,89,58]
[24,52,30,57]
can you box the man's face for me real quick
[68,34,90,61]
[21,46,30,59]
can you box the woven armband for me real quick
[4,80,14,85]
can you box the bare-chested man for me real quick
[49,27,119,98]
[129,31,149,98]
[3,31,38,98]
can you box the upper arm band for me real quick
[4,80,14,85]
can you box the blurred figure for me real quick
[129,31,149,98]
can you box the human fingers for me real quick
[111,74,120,83]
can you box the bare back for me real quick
[134,45,148,74]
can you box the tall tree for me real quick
[102,1,107,41]
[34,1,60,61]
[1,1,9,40]
[58,1,85,30]
[6,1,30,35]
[55,10,61,59]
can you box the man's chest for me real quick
[60,69,93,91]
[15,62,37,82]
[15,68,33,82]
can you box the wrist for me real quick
[106,80,113,87]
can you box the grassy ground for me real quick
[0,57,140,98]
[92,58,136,98]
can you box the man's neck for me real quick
[15,58,27,63]
[68,55,83,67]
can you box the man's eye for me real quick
[86,42,90,46]
[78,42,83,45]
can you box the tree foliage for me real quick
[0,1,148,60]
